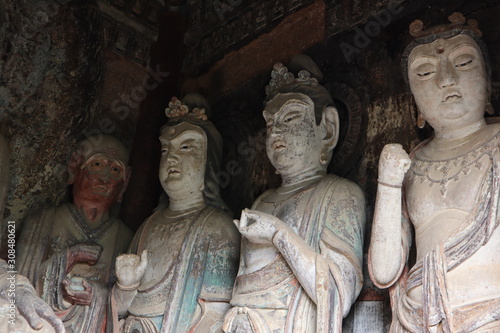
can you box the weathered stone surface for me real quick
[0,1,104,225]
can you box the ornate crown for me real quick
[409,12,482,39]
[165,96,208,120]
[265,62,318,96]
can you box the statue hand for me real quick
[115,250,148,290]
[62,276,93,306]
[16,287,65,333]
[66,242,102,273]
[378,144,411,186]
[234,209,284,245]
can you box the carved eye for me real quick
[161,148,169,155]
[417,71,435,77]
[413,62,436,80]
[90,160,104,170]
[110,165,123,177]
[454,54,473,69]
[180,144,190,150]
[283,112,302,124]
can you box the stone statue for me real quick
[17,134,134,332]
[368,13,500,332]
[111,94,240,333]
[0,260,65,333]
[0,133,64,333]
[223,56,366,333]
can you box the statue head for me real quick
[402,13,492,131]
[160,93,228,211]
[68,135,131,209]
[263,55,339,178]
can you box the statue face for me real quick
[408,34,488,132]
[72,154,127,208]
[159,124,207,198]
[263,93,324,176]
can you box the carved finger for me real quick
[138,250,148,271]
[22,308,44,330]
[62,279,74,296]
[239,210,248,228]
[38,303,65,333]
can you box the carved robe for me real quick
[17,203,133,333]
[387,135,500,332]
[113,206,240,333]
[224,175,365,333]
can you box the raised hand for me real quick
[234,209,285,245]
[62,276,94,306]
[378,143,411,187]
[115,250,148,290]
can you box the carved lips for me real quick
[442,90,462,103]
[167,168,180,176]
[272,141,286,151]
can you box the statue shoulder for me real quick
[205,207,240,242]
[250,188,277,209]
[322,174,365,203]
[321,175,366,230]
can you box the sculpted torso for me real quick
[369,29,500,331]
[239,180,317,275]
[405,125,500,307]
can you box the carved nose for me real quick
[98,171,112,183]
[270,123,283,136]
[437,60,457,88]
[167,153,179,164]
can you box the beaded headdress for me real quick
[265,62,319,96]
[408,12,482,39]
[165,96,208,120]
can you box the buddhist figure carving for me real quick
[111,94,240,333]
[223,56,366,333]
[18,134,134,332]
[368,13,500,332]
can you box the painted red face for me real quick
[72,154,127,208]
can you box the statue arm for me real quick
[193,215,240,332]
[273,179,366,313]
[368,144,412,287]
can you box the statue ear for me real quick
[117,167,132,203]
[67,151,82,184]
[321,105,339,151]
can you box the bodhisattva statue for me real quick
[18,134,134,332]
[223,56,366,333]
[111,94,240,333]
[0,133,64,333]
[368,13,500,332]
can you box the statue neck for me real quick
[280,166,326,187]
[167,192,205,212]
[433,118,487,143]
[72,199,111,229]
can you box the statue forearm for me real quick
[111,285,137,317]
[272,226,319,303]
[369,184,405,287]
